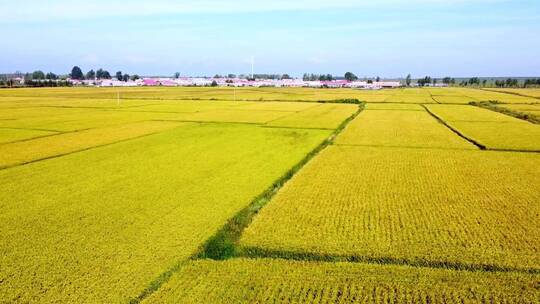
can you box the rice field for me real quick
[144,259,539,304]
[333,108,476,149]
[485,88,540,98]
[240,146,540,270]
[426,104,540,151]
[0,87,538,303]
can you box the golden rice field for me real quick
[333,108,476,149]
[425,104,540,151]
[145,259,538,304]
[485,88,540,98]
[0,87,538,303]
[240,146,540,270]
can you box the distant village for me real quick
[70,77,406,89]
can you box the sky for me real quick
[1,0,539,78]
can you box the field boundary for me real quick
[470,101,540,124]
[421,104,487,150]
[239,247,539,275]
[128,103,365,304]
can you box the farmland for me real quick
[0,87,539,303]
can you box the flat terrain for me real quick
[0,87,538,303]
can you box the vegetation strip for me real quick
[421,104,486,150]
[239,247,539,275]
[470,101,540,124]
[128,103,364,304]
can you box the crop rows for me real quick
[1,87,538,303]
[144,259,539,303]
[0,100,341,302]
[240,145,540,271]
[426,104,540,151]
[334,109,476,149]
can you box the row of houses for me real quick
[71,78,402,89]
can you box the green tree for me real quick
[86,69,96,80]
[32,70,45,80]
[344,72,358,81]
[45,72,57,80]
[211,80,218,87]
[116,71,123,80]
[130,74,140,81]
[174,72,180,79]
[96,69,111,79]
[122,74,130,82]
[70,66,84,80]
[376,76,380,82]
[281,74,291,80]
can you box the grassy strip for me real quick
[421,104,486,150]
[193,103,364,260]
[239,247,539,275]
[470,101,540,124]
[128,103,364,304]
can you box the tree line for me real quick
[70,66,139,82]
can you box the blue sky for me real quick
[1,0,539,77]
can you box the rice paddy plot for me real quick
[240,145,540,271]
[234,101,321,112]
[0,96,158,109]
[364,103,424,111]
[0,123,332,303]
[426,104,540,151]
[0,128,58,144]
[0,87,368,102]
[144,259,539,303]
[334,109,476,149]
[266,103,359,129]
[425,104,521,122]
[431,95,477,104]
[484,88,540,98]
[0,120,185,168]
[462,89,539,104]
[165,109,292,124]
[0,109,177,132]
[116,100,245,113]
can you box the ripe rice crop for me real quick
[0,121,186,168]
[0,128,58,144]
[0,109,178,132]
[364,103,424,111]
[461,89,539,104]
[425,104,522,122]
[426,104,540,151]
[484,88,540,98]
[0,87,368,102]
[144,258,539,303]
[267,103,359,129]
[334,109,476,149]
[240,145,540,271]
[0,123,332,303]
